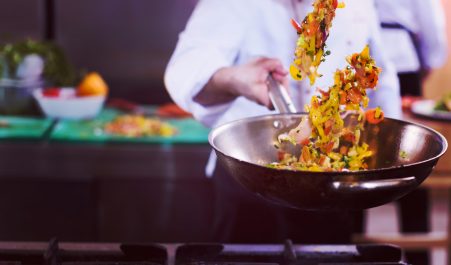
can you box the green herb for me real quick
[266,163,277,169]
[342,156,350,168]
[399,150,408,159]
[0,39,77,86]
[434,101,447,111]
[434,93,451,111]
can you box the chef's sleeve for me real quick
[164,0,248,127]
[415,0,447,69]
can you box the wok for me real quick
[208,76,448,210]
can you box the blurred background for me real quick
[0,0,449,106]
[0,0,197,105]
[0,0,450,265]
[425,0,451,99]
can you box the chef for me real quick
[375,0,447,96]
[165,0,401,243]
[374,1,447,264]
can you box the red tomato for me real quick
[43,88,61,98]
[300,138,310,146]
[401,96,421,111]
[323,141,335,154]
[347,88,363,104]
[342,132,356,143]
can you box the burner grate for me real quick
[0,239,409,265]
[0,239,167,265]
[175,240,409,265]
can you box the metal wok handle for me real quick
[266,74,297,114]
[331,176,417,192]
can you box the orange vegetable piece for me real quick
[365,107,384,124]
[77,72,109,97]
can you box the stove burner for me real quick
[0,239,409,265]
[175,240,408,265]
[0,238,167,265]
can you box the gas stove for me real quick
[0,239,409,265]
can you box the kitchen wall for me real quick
[54,0,198,104]
[0,0,44,41]
[424,0,451,99]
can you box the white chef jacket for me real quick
[164,0,402,175]
[375,0,447,73]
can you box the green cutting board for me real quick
[50,108,211,144]
[0,116,53,139]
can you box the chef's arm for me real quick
[194,57,289,109]
[164,0,249,126]
[192,67,238,106]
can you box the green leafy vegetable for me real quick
[399,150,408,159]
[0,39,77,86]
[434,92,451,112]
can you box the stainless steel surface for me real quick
[267,74,297,114]
[209,113,448,210]
[331,176,416,192]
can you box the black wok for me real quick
[208,76,448,211]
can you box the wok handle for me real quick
[266,74,297,114]
[331,176,417,192]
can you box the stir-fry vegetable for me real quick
[289,0,345,84]
[270,45,384,172]
[104,115,177,138]
[365,107,384,124]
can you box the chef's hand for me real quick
[194,57,289,109]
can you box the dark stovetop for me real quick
[0,239,409,265]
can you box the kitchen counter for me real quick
[0,140,214,243]
[0,141,211,180]
[0,106,215,243]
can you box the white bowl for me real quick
[33,88,106,120]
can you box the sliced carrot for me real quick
[290,18,302,34]
[339,90,347,105]
[300,146,311,163]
